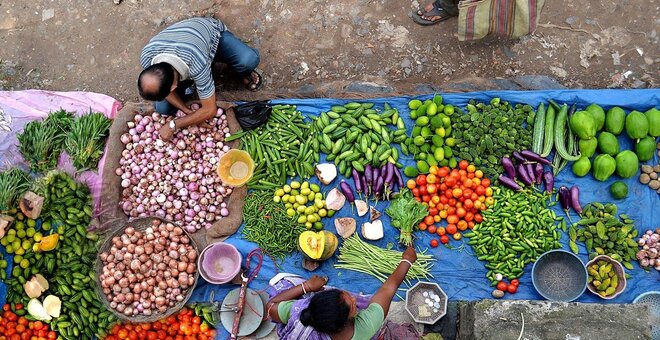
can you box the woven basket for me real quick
[95,217,200,323]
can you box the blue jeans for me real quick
[154,30,260,116]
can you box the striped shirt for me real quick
[140,17,226,99]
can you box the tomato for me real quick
[458,160,468,170]
[468,221,475,229]
[427,184,437,195]
[199,323,209,333]
[431,195,441,204]
[439,210,448,219]
[474,185,486,196]
[496,281,508,292]
[444,177,457,187]
[418,185,428,196]
[421,195,431,203]
[438,167,449,177]
[466,164,476,173]
[433,215,441,223]
[474,213,483,223]
[485,197,495,206]
[14,304,23,311]
[440,235,450,244]
[507,284,518,294]
[446,215,459,225]
[464,212,474,222]
[426,174,437,184]
[428,207,438,216]
[427,225,437,234]
[481,178,491,187]
[418,222,428,231]
[436,226,446,235]
[510,279,520,287]
[446,224,457,235]
[457,220,468,231]
[430,239,439,248]
[412,188,420,197]
[407,179,416,190]
[117,329,129,339]
[3,304,10,311]
[453,233,462,240]
[416,175,427,186]
[475,170,483,178]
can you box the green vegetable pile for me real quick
[335,235,434,285]
[403,95,457,175]
[5,171,116,339]
[228,104,319,190]
[0,167,31,211]
[315,102,406,178]
[385,189,428,246]
[242,191,306,261]
[64,111,112,172]
[17,110,74,173]
[453,98,534,179]
[568,202,638,270]
[465,186,562,283]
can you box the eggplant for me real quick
[352,169,363,194]
[501,157,516,179]
[381,164,391,186]
[534,163,544,184]
[373,167,380,188]
[517,164,534,186]
[520,150,552,166]
[512,151,527,164]
[392,166,404,189]
[558,186,570,212]
[340,180,355,203]
[384,163,395,185]
[526,163,536,184]
[374,176,384,198]
[569,185,582,214]
[543,171,554,193]
[364,165,373,186]
[360,174,368,197]
[498,175,522,191]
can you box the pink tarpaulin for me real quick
[0,90,122,212]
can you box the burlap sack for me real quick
[97,101,247,249]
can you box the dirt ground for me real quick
[0,0,658,102]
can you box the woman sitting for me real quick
[266,246,418,339]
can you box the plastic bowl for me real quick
[633,291,660,340]
[532,249,587,302]
[216,149,254,187]
[585,255,626,299]
[198,242,242,284]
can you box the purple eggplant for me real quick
[512,151,527,164]
[517,164,534,186]
[501,157,516,179]
[384,163,395,185]
[365,164,373,185]
[498,175,522,191]
[374,176,384,198]
[526,163,536,183]
[340,180,355,203]
[352,169,363,194]
[393,166,404,189]
[520,150,552,166]
[360,173,368,197]
[558,186,570,212]
[534,163,544,184]
[372,167,380,196]
[543,171,554,193]
[569,185,582,214]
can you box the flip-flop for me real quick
[412,6,452,26]
[245,69,264,91]
[416,0,442,16]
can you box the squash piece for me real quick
[299,231,325,260]
[39,234,59,252]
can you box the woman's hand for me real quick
[305,275,327,292]
[402,246,417,264]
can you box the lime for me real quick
[305,222,313,229]
[315,193,323,200]
[290,181,301,189]
[301,181,309,189]
[5,244,13,254]
[314,222,324,231]
[16,229,26,238]
[57,226,65,234]
[433,94,443,106]
[7,229,15,236]
[0,238,7,246]
[427,103,438,116]
[404,166,419,177]
[431,135,444,147]
[14,247,24,256]
[408,99,422,110]
[13,255,22,264]
[273,196,281,203]
[310,184,320,193]
[19,259,29,269]
[610,181,628,199]
[26,228,36,238]
[41,221,51,231]
[5,234,15,243]
[434,148,445,162]
[307,192,315,201]
[449,158,458,168]
[11,240,20,250]
[297,215,307,224]
[426,154,438,167]
[32,243,40,252]
[0,260,7,268]
[318,209,328,217]
[410,110,418,120]
[435,127,446,137]
[16,212,24,221]
[27,219,36,228]
[327,210,336,217]
[15,221,24,229]
[22,239,32,250]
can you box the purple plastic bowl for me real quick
[199,242,242,284]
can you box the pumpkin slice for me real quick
[299,231,325,260]
[39,234,59,252]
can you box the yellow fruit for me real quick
[38,234,59,252]
[298,231,338,261]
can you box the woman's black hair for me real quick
[299,290,351,334]
[137,62,175,101]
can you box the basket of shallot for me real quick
[95,217,199,322]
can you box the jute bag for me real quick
[457,0,545,41]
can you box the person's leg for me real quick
[153,80,193,116]
[436,0,459,16]
[214,31,260,78]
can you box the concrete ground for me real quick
[0,0,658,100]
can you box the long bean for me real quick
[334,235,434,286]
[242,191,305,261]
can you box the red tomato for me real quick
[427,225,437,234]
[422,195,431,203]
[458,160,469,170]
[496,281,508,292]
[481,178,491,187]
[430,239,439,248]
[419,185,428,196]
[440,235,450,244]
[510,279,520,287]
[416,175,427,186]
[474,213,483,223]
[507,284,518,294]
[444,177,457,187]
[446,224,458,234]
[438,167,449,177]
[428,208,439,216]
[412,188,420,197]
[474,185,486,196]
[427,184,437,195]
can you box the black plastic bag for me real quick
[233,100,271,130]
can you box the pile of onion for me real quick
[636,228,660,271]
[117,108,232,232]
[99,219,197,317]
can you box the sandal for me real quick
[244,69,264,91]
[412,3,453,26]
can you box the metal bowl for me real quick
[532,249,587,302]
[633,291,660,340]
[405,281,447,324]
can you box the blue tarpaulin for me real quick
[2,89,659,337]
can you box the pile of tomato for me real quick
[104,307,216,340]
[0,304,57,340]
[407,160,493,247]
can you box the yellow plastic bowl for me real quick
[217,149,255,187]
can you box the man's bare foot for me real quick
[242,71,263,91]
